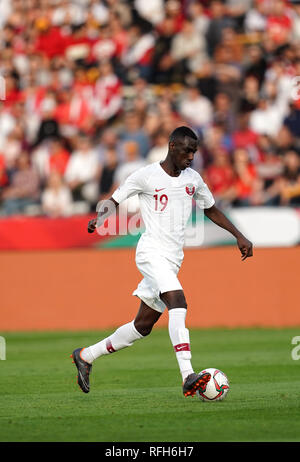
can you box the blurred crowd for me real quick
[1,0,300,217]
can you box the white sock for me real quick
[168,308,194,381]
[81,321,144,363]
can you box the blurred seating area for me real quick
[1,0,300,217]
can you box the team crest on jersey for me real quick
[185,184,195,196]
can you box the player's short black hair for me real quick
[169,126,198,144]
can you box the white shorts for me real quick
[133,251,183,313]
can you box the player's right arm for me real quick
[87,197,119,233]
[87,166,146,233]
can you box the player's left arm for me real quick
[204,204,253,261]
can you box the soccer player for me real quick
[71,126,253,396]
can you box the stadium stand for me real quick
[0,0,300,217]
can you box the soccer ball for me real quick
[197,368,230,402]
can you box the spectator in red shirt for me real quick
[156,0,184,36]
[266,0,292,46]
[3,75,22,108]
[0,154,8,188]
[64,23,95,62]
[204,146,235,206]
[109,13,129,59]
[232,112,259,149]
[121,24,155,82]
[89,24,118,63]
[93,60,122,123]
[33,17,68,59]
[48,137,70,176]
[54,88,93,135]
[231,147,262,206]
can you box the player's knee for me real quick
[179,299,187,310]
[160,290,187,310]
[134,320,153,337]
[168,303,187,311]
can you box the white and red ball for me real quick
[197,368,230,402]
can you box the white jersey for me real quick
[112,161,215,266]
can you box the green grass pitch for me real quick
[0,328,300,442]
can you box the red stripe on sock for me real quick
[174,343,190,353]
[106,339,116,353]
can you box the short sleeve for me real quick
[112,167,145,204]
[194,178,215,210]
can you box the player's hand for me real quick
[87,218,97,233]
[237,235,253,261]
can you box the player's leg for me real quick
[72,301,161,393]
[81,300,161,362]
[160,290,192,380]
[134,301,162,336]
[160,290,211,397]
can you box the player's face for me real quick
[170,137,198,170]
